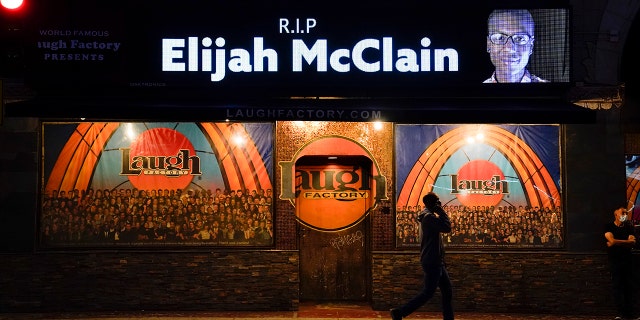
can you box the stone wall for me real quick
[373,251,640,316]
[0,250,299,312]
[3,250,638,315]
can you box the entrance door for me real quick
[299,220,368,301]
[296,155,371,301]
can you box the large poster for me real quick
[41,122,274,248]
[395,124,562,248]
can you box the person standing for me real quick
[484,9,549,83]
[391,192,454,320]
[604,206,637,320]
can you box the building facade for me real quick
[1,0,639,316]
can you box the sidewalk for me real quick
[0,302,617,320]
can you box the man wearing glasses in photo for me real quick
[483,9,549,83]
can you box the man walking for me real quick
[391,192,454,320]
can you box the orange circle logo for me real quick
[454,159,505,207]
[295,164,373,230]
[280,136,386,231]
[128,128,196,191]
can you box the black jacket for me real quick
[418,206,452,266]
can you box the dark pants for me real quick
[400,264,454,320]
[610,257,634,318]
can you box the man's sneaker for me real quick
[390,308,402,320]
[613,316,622,320]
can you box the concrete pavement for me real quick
[0,302,622,320]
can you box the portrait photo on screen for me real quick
[483,8,570,84]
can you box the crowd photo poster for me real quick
[40,122,274,248]
[395,124,563,249]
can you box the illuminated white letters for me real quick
[162,37,278,81]
[161,36,459,82]
[291,37,458,73]
[279,18,317,34]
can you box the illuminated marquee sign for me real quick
[162,36,458,82]
[25,0,571,97]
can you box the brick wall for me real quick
[3,250,638,315]
[373,251,640,316]
[0,250,299,312]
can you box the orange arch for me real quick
[200,123,272,192]
[398,125,560,209]
[46,122,120,194]
[627,166,640,210]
